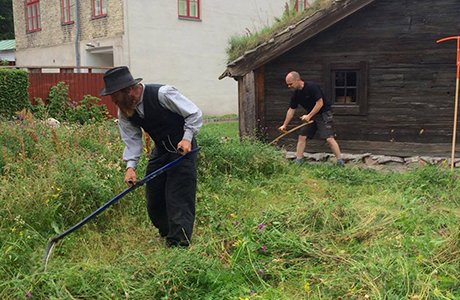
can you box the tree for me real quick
[0,0,14,40]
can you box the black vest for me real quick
[129,84,185,149]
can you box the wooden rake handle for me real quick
[268,120,314,145]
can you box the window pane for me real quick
[299,1,305,11]
[64,7,69,22]
[102,0,107,14]
[346,88,357,103]
[335,72,345,87]
[335,88,346,103]
[70,5,75,21]
[37,3,41,28]
[179,0,187,15]
[347,72,357,87]
[290,0,296,10]
[95,0,101,15]
[190,2,198,17]
[33,6,37,29]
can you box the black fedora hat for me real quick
[99,66,142,96]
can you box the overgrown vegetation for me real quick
[1,119,459,299]
[226,0,334,63]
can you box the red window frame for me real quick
[26,0,41,32]
[93,0,107,18]
[291,0,307,12]
[62,0,75,25]
[178,0,200,20]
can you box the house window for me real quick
[290,0,307,12]
[62,0,75,24]
[26,0,41,32]
[178,0,200,20]
[93,0,107,18]
[326,61,368,115]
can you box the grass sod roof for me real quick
[220,0,376,79]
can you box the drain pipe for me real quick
[74,0,80,71]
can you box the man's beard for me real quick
[116,94,137,117]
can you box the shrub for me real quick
[0,69,29,118]
[30,82,108,124]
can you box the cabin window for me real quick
[62,0,75,24]
[326,61,368,115]
[178,0,200,20]
[333,71,357,104]
[93,0,107,18]
[290,0,307,12]
[26,0,41,32]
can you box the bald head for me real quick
[286,71,303,91]
[287,71,301,81]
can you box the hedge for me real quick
[0,69,29,119]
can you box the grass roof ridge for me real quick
[226,0,335,64]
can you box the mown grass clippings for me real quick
[0,119,459,299]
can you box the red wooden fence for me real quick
[3,66,118,118]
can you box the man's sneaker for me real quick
[295,158,303,165]
[337,159,345,167]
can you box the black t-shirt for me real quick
[290,81,331,113]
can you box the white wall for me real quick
[0,50,15,62]
[124,0,285,117]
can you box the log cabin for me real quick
[220,0,460,157]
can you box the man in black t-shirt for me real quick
[279,71,344,166]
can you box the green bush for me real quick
[0,69,29,118]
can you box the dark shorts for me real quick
[299,110,335,140]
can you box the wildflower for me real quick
[250,291,254,296]
[455,175,459,179]
[258,224,264,230]
[261,246,267,251]
[11,227,16,232]
[230,213,238,218]
[26,293,31,297]
[46,199,50,204]
[52,194,58,198]
[305,282,310,292]
[20,231,23,236]
[441,227,446,234]
[417,254,423,260]
[57,188,61,191]
[234,221,239,226]
[258,270,264,274]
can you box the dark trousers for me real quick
[145,139,197,247]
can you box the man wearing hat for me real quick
[100,66,203,247]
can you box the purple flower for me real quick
[454,175,459,179]
[250,291,254,296]
[441,227,446,234]
[259,270,264,274]
[18,115,25,119]
[261,246,267,251]
[234,221,239,226]
[26,293,31,297]
[257,119,261,122]
[258,224,264,230]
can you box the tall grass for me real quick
[1,119,459,299]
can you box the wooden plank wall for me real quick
[263,0,460,156]
[28,72,117,118]
[238,72,256,136]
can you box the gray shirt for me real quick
[118,84,203,170]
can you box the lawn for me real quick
[1,119,459,299]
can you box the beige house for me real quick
[12,0,291,116]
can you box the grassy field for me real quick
[1,119,460,299]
